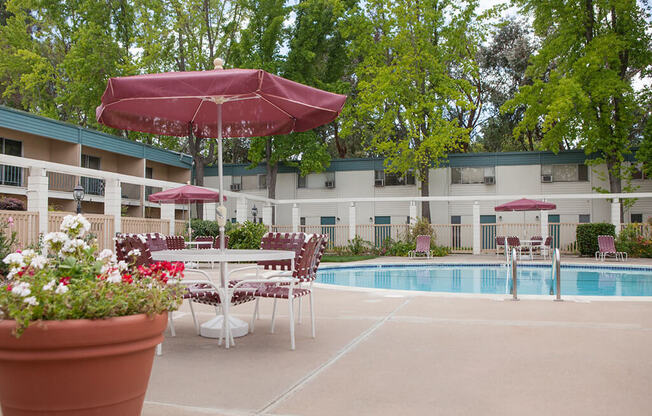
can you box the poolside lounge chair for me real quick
[495,236,506,256]
[408,235,433,258]
[506,236,521,259]
[595,235,627,262]
[540,236,553,259]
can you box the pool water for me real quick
[317,265,652,296]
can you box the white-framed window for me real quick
[324,172,335,188]
[541,164,588,182]
[374,170,415,186]
[631,213,643,223]
[579,214,591,223]
[451,166,495,184]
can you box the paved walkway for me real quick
[144,262,652,416]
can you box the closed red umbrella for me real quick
[96,58,347,250]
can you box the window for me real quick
[300,217,306,226]
[451,167,495,184]
[541,164,588,182]
[324,172,335,188]
[258,174,266,189]
[0,138,23,186]
[579,214,591,223]
[375,170,416,186]
[631,213,643,223]
[297,174,306,188]
[232,176,242,186]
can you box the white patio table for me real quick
[185,241,214,248]
[151,249,295,347]
[518,240,542,260]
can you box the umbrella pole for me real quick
[188,201,191,240]
[217,103,225,251]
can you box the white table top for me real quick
[151,248,295,263]
[185,241,214,247]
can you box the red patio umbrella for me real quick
[96,58,347,250]
[495,198,557,238]
[148,185,226,238]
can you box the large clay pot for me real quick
[0,312,167,416]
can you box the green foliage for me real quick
[347,236,368,255]
[616,224,652,258]
[0,224,17,277]
[576,223,616,256]
[189,219,235,240]
[225,221,267,249]
[321,254,377,262]
[409,217,436,246]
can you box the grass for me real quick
[321,254,378,262]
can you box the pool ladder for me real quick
[552,248,562,301]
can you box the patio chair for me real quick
[540,236,553,259]
[230,235,321,350]
[408,235,433,258]
[595,235,627,262]
[145,233,167,252]
[495,236,506,256]
[195,236,214,249]
[166,235,185,250]
[506,236,521,259]
[212,235,230,249]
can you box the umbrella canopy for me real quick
[96,67,347,138]
[494,198,556,212]
[147,185,225,204]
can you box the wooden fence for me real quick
[0,210,39,249]
[48,212,115,251]
[122,217,170,235]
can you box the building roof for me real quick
[0,105,193,169]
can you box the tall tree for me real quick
[342,0,481,220]
[504,0,652,200]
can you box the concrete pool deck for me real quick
[143,257,652,416]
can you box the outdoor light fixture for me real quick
[252,205,258,223]
[369,217,373,223]
[73,184,84,214]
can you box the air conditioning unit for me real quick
[230,183,241,191]
[484,176,495,185]
[541,174,553,183]
[374,179,385,187]
[325,180,335,188]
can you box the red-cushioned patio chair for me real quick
[408,235,433,258]
[595,235,627,262]
[194,235,214,249]
[495,236,506,256]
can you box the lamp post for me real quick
[251,205,258,223]
[73,184,84,214]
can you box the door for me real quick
[451,216,461,250]
[320,216,336,249]
[1,139,22,186]
[374,216,391,247]
[480,215,497,250]
[548,214,560,249]
[81,154,104,195]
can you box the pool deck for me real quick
[143,255,652,416]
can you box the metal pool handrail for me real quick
[552,248,562,301]
[511,248,518,301]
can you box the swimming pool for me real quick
[317,264,652,296]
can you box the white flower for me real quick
[30,255,48,269]
[23,296,38,306]
[60,214,91,238]
[60,239,89,256]
[43,232,68,244]
[127,249,141,258]
[42,280,56,291]
[98,249,114,261]
[100,263,112,274]
[11,282,31,297]
[107,269,122,283]
[20,249,36,261]
[117,261,128,272]
[55,283,69,294]
[3,252,24,267]
[6,267,20,280]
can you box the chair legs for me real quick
[168,311,176,337]
[188,300,200,335]
[289,296,295,350]
[270,298,278,333]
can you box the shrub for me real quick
[617,224,652,258]
[188,219,235,240]
[409,217,436,247]
[226,221,267,249]
[0,223,17,277]
[576,223,615,256]
[0,198,25,211]
[347,236,369,255]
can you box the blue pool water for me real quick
[316,264,652,296]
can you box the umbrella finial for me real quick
[213,58,224,70]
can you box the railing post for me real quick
[349,202,356,241]
[292,204,300,233]
[26,167,48,236]
[611,198,621,235]
[104,179,122,234]
[409,201,417,225]
[472,201,481,255]
[236,197,247,223]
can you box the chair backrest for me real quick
[145,233,167,252]
[258,232,306,270]
[415,235,431,253]
[122,235,154,267]
[293,236,320,280]
[212,235,230,249]
[598,235,616,253]
[506,236,520,247]
[544,236,552,247]
[166,235,184,250]
[312,234,328,275]
[531,235,542,245]
[495,236,505,245]
[531,235,542,241]
[195,236,214,249]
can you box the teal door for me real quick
[451,216,461,250]
[374,216,391,247]
[548,214,560,249]
[480,215,497,250]
[320,216,336,248]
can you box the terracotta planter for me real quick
[0,312,167,416]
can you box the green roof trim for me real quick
[0,105,192,169]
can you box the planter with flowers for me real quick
[0,214,184,416]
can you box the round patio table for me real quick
[518,240,541,260]
[151,249,295,347]
[185,241,214,248]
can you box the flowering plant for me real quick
[0,214,184,336]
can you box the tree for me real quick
[342,0,481,220]
[504,0,652,202]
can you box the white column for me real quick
[540,209,548,239]
[203,202,217,221]
[349,202,356,241]
[472,201,481,255]
[160,203,175,235]
[26,167,48,236]
[611,198,621,235]
[236,197,247,223]
[104,179,122,234]
[291,204,300,232]
[409,201,417,225]
[262,204,273,226]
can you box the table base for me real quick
[200,315,249,338]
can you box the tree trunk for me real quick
[606,156,623,222]
[194,159,205,219]
[334,123,347,158]
[420,167,431,222]
[266,138,278,224]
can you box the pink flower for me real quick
[7,217,13,226]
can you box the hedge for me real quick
[576,223,615,256]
